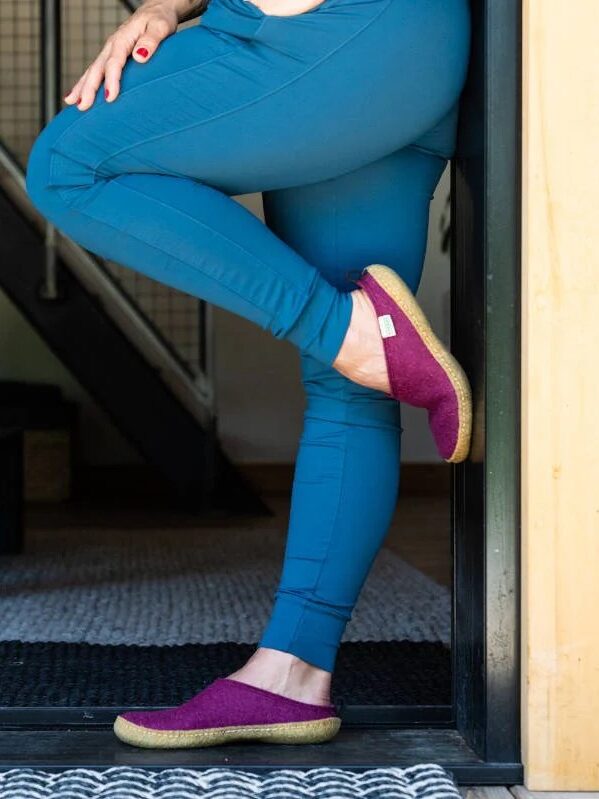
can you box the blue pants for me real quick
[25,0,471,672]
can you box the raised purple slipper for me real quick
[113,677,341,749]
[355,264,472,463]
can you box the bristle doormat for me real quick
[0,526,450,646]
[0,765,460,799]
[0,640,450,707]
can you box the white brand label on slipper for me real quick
[378,314,396,338]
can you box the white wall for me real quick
[0,167,450,465]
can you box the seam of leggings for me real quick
[333,178,339,275]
[289,180,346,360]
[49,34,248,159]
[58,176,315,306]
[55,180,281,323]
[306,199,350,618]
[286,358,350,660]
[91,0,394,176]
[49,138,200,188]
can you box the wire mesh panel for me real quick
[0,0,41,166]
[106,266,202,374]
[0,0,204,380]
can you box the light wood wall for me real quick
[521,0,599,789]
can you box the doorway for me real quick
[0,0,522,782]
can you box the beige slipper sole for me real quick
[366,264,472,463]
[113,714,342,749]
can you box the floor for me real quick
[13,485,597,789]
[386,493,451,588]
[24,489,453,589]
[16,485,552,785]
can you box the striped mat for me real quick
[0,764,460,798]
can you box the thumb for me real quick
[132,37,158,62]
[132,18,174,62]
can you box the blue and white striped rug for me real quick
[0,764,460,799]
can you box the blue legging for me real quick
[25,0,471,672]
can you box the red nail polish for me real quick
[77,98,82,105]
[136,47,149,57]
[105,89,109,99]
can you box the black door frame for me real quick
[0,0,522,783]
[451,0,522,773]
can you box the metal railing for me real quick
[0,0,215,426]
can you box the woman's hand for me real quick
[63,1,180,111]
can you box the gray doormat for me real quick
[0,526,450,646]
[0,764,460,798]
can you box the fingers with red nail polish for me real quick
[63,6,176,110]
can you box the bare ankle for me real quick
[227,647,332,705]
[332,289,390,394]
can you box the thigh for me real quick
[43,0,470,195]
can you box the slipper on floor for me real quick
[113,677,341,749]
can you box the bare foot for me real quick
[332,288,391,394]
[226,647,332,706]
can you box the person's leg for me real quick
[230,145,448,697]
[113,146,452,750]
[25,0,470,370]
[22,0,471,745]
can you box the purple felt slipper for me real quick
[355,264,472,463]
[113,677,341,749]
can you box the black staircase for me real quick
[0,0,267,514]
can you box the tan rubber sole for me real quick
[113,714,342,749]
[366,264,473,463]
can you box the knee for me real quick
[25,122,58,218]
[25,106,95,220]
